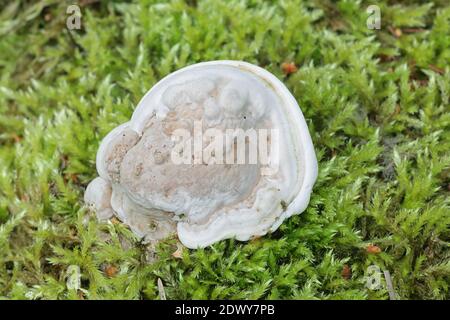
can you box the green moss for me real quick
[0,0,448,300]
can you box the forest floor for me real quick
[0,0,448,299]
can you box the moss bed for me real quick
[0,0,448,299]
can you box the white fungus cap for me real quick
[84,61,318,249]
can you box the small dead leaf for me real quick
[172,243,184,259]
[341,264,351,280]
[111,217,120,225]
[388,26,402,38]
[281,62,298,75]
[12,134,22,143]
[366,244,382,254]
[104,265,118,277]
[157,278,166,300]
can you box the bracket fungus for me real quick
[85,61,318,249]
